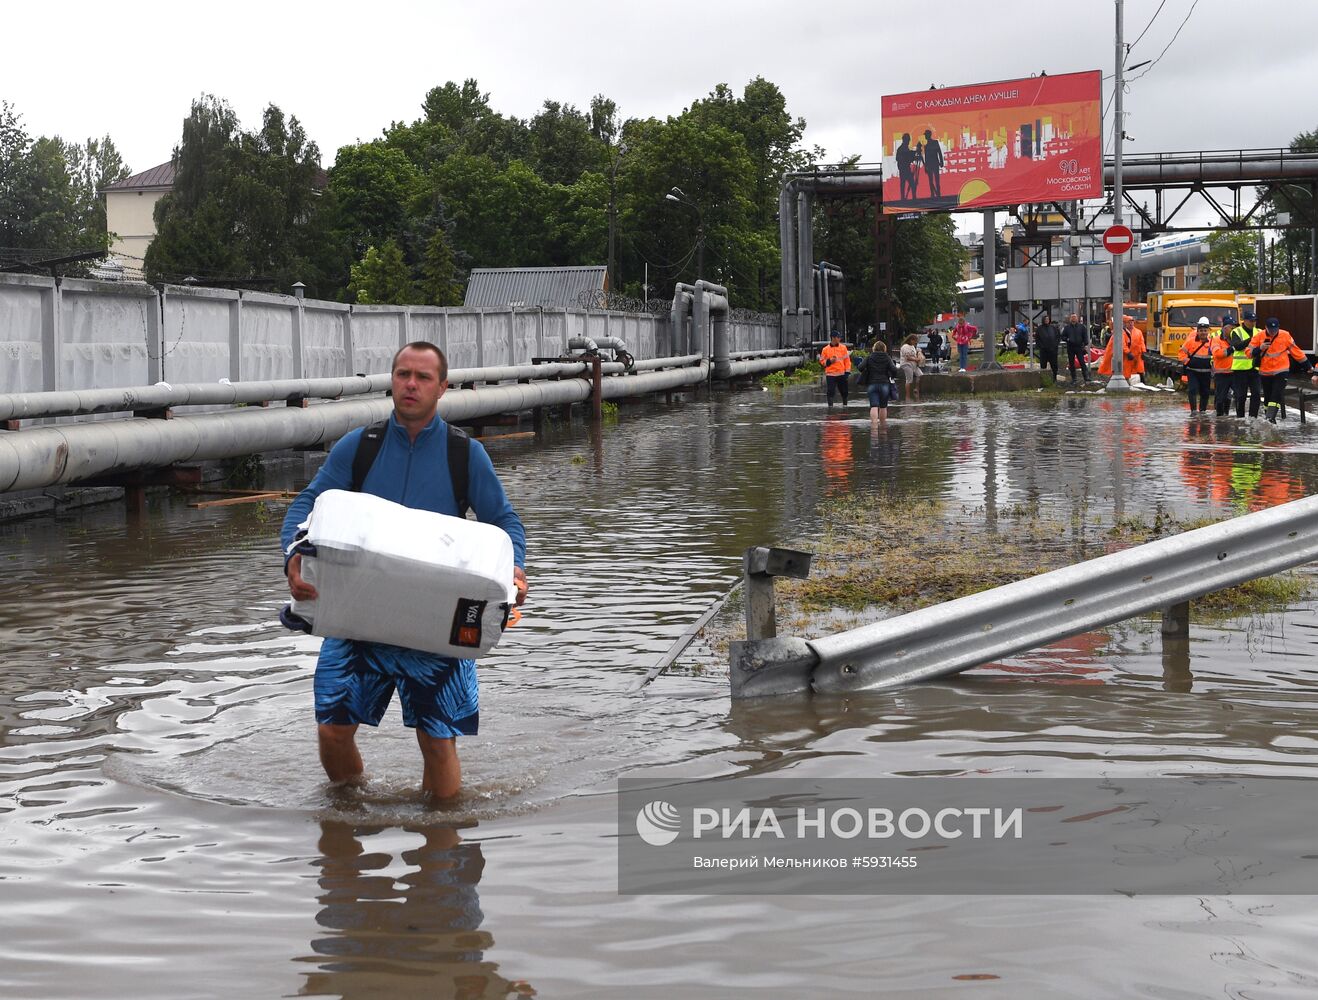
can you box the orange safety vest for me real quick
[1209,333,1234,373]
[1098,327,1145,377]
[820,343,852,376]
[1256,328,1306,375]
[1178,335,1213,369]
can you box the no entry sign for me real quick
[1102,224,1134,255]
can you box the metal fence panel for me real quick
[161,285,233,386]
[351,306,403,376]
[238,292,297,382]
[302,303,349,379]
[0,276,50,395]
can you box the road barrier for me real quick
[730,494,1318,698]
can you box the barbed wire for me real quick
[574,289,669,314]
[730,307,781,326]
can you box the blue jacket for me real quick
[280,413,527,568]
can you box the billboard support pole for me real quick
[981,209,1001,370]
[1108,0,1131,391]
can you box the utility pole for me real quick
[1107,0,1131,391]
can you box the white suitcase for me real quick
[284,489,516,658]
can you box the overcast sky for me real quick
[5,0,1314,231]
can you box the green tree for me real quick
[528,100,605,185]
[0,102,129,256]
[890,212,965,327]
[1200,231,1259,291]
[1261,126,1316,293]
[329,142,424,252]
[417,228,463,305]
[617,116,759,300]
[147,95,340,294]
[349,239,416,304]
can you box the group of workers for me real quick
[1176,310,1318,420]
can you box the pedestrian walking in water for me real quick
[820,331,852,408]
[281,342,528,800]
[899,335,924,403]
[1227,310,1263,417]
[856,339,901,429]
[1211,315,1236,415]
[1178,318,1214,413]
[1255,316,1318,422]
[1062,313,1090,383]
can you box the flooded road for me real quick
[5,387,1318,998]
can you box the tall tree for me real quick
[0,102,129,256]
[349,239,416,304]
[1200,231,1259,291]
[1261,126,1317,294]
[146,95,339,294]
[528,100,605,186]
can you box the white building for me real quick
[103,161,175,268]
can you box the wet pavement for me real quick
[4,386,1318,997]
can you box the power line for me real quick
[1128,0,1167,50]
[1126,0,1200,84]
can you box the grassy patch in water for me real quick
[778,494,1312,623]
[763,360,824,386]
[1193,573,1310,620]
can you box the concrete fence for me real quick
[0,274,781,397]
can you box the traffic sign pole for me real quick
[1108,0,1130,393]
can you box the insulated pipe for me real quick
[0,362,626,422]
[778,180,797,322]
[725,354,807,377]
[0,365,712,494]
[817,262,843,338]
[796,190,815,338]
[696,279,731,378]
[1105,152,1318,186]
[671,282,696,356]
[567,336,599,353]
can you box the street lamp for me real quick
[664,186,705,281]
[607,141,627,299]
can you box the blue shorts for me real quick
[313,638,479,738]
[867,382,893,409]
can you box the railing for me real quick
[729,494,1318,698]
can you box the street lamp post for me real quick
[665,187,705,281]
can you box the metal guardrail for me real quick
[730,494,1318,698]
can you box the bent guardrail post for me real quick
[743,546,813,640]
[731,493,1318,699]
[730,547,815,698]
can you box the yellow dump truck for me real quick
[1147,290,1240,356]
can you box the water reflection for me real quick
[299,821,533,999]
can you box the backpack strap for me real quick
[350,418,471,517]
[350,420,389,492]
[447,425,471,518]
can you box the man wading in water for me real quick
[282,343,528,800]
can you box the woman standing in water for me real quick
[856,340,901,429]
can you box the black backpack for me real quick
[350,420,471,518]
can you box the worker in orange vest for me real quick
[819,331,852,408]
[1098,315,1145,380]
[1209,314,1237,415]
[1177,318,1214,413]
[1255,316,1318,422]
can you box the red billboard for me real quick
[880,70,1103,214]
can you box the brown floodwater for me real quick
[4,387,1318,998]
